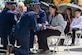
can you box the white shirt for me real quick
[70,16,82,28]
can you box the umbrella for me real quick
[40,1,49,18]
[58,3,82,13]
[40,1,49,11]
[40,1,49,7]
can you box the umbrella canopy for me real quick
[58,3,82,13]
[40,1,49,7]
[40,1,49,10]
[40,1,49,18]
[40,2,49,12]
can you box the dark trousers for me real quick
[9,26,21,46]
[14,36,30,55]
[37,29,61,50]
[30,30,35,48]
[1,33,8,49]
[9,31,15,46]
[64,22,70,34]
[71,28,79,44]
[1,32,16,49]
[9,32,20,46]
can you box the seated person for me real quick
[37,4,65,53]
[59,8,74,45]
[70,9,82,46]
[64,8,73,34]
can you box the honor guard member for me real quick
[9,2,26,46]
[9,2,39,55]
[0,1,16,49]
[13,9,38,55]
[29,0,47,53]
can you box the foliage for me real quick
[24,0,30,5]
[0,6,2,10]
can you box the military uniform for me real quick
[30,0,47,49]
[30,9,47,48]
[0,8,16,49]
[0,1,17,49]
[14,10,38,55]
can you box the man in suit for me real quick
[0,1,16,49]
[29,0,47,53]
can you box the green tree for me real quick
[0,7,2,10]
[24,0,30,5]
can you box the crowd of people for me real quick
[0,0,82,55]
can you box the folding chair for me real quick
[48,32,70,52]
[29,35,39,53]
[47,21,70,52]
[75,29,82,45]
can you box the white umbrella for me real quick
[58,3,82,13]
[40,1,49,7]
[40,1,49,17]
[40,1,49,10]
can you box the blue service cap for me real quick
[6,1,17,6]
[30,0,40,5]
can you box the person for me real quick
[8,2,39,55]
[37,4,65,53]
[0,1,16,49]
[9,2,26,46]
[64,8,73,34]
[29,0,47,53]
[70,9,82,46]
[58,8,74,45]
[0,2,9,45]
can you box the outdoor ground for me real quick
[0,38,82,55]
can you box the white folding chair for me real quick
[47,21,70,52]
[75,29,82,45]
[48,32,70,52]
[30,35,39,53]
